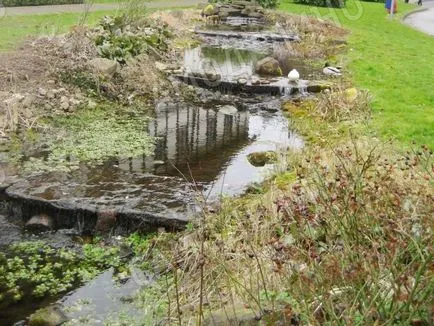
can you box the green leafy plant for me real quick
[0,241,122,309]
[94,14,172,64]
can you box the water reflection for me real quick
[184,46,266,81]
[117,102,303,198]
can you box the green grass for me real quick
[280,0,434,147]
[0,10,117,51]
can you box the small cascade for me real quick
[278,84,294,97]
[297,80,309,96]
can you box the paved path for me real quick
[1,0,203,16]
[404,1,434,36]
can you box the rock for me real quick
[28,306,68,326]
[25,214,54,232]
[282,99,315,117]
[153,160,165,166]
[46,91,55,99]
[191,72,221,82]
[60,96,70,111]
[307,81,333,93]
[218,105,238,116]
[22,94,35,108]
[251,77,261,85]
[38,88,47,96]
[255,57,282,76]
[247,151,278,167]
[237,78,247,85]
[218,7,242,16]
[155,61,168,72]
[95,210,117,234]
[89,58,120,76]
[22,108,33,119]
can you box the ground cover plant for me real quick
[0,240,122,309]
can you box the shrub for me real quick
[210,0,280,9]
[2,0,83,7]
[93,14,172,64]
[294,0,346,8]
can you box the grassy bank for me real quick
[280,0,434,148]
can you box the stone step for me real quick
[195,29,300,42]
[175,75,331,96]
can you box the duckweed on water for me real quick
[23,106,155,173]
[0,241,122,309]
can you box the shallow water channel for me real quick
[0,30,311,325]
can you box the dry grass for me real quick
[149,9,202,35]
[270,12,348,59]
[148,137,433,325]
[314,86,372,123]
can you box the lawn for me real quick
[0,10,117,51]
[280,0,434,147]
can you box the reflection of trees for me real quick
[148,104,251,182]
[184,46,265,79]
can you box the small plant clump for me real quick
[93,14,172,64]
[0,241,122,309]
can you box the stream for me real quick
[0,26,318,325]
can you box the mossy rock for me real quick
[29,306,68,326]
[255,57,283,77]
[307,81,333,93]
[281,99,315,117]
[247,151,278,167]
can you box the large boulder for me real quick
[89,58,120,76]
[255,57,283,76]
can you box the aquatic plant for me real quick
[0,241,122,309]
[22,106,155,173]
